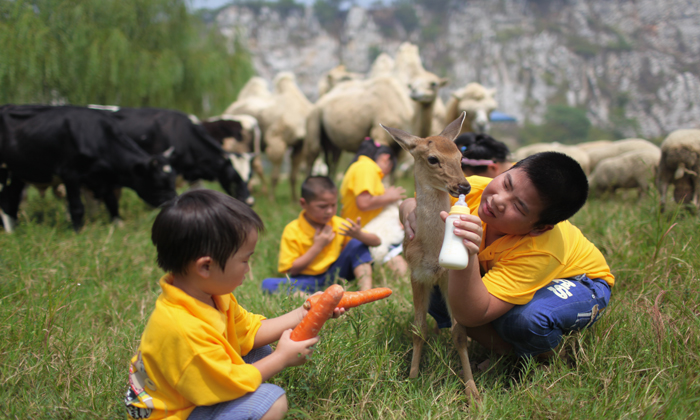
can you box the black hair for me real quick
[454,133,510,174]
[511,152,589,226]
[151,189,264,275]
[349,137,397,173]
[301,175,337,201]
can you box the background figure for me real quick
[454,133,513,178]
[341,138,408,276]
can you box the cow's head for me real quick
[219,158,255,206]
[131,151,177,207]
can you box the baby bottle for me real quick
[438,194,470,270]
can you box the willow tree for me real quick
[0,0,254,116]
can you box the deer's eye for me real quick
[428,156,439,165]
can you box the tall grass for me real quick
[1,179,699,418]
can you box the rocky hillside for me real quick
[215,0,700,138]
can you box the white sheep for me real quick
[656,129,700,211]
[588,147,661,198]
[585,138,659,171]
[514,142,591,174]
[362,203,405,264]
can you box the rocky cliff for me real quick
[215,0,700,138]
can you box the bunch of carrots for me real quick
[290,286,393,341]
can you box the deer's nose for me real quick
[458,183,471,195]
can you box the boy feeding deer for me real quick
[390,112,614,399]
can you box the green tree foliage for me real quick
[0,0,255,116]
[520,105,592,145]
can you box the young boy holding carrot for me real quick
[400,152,614,362]
[124,189,344,420]
[261,176,380,294]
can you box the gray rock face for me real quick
[215,0,700,138]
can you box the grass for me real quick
[1,179,699,419]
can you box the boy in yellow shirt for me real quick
[400,152,614,360]
[125,189,344,420]
[340,139,408,275]
[262,176,380,293]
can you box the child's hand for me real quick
[302,292,347,318]
[313,224,336,248]
[440,211,483,255]
[276,329,319,367]
[339,217,363,239]
[384,186,407,203]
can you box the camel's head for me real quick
[408,74,448,105]
[382,112,470,198]
[452,83,498,133]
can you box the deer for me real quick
[381,112,480,401]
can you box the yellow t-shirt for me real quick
[277,211,353,276]
[452,176,615,305]
[125,274,266,420]
[340,155,385,227]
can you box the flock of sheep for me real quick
[211,40,698,212]
[513,130,700,210]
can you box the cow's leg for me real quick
[409,278,431,379]
[63,180,86,231]
[289,141,304,202]
[0,176,25,233]
[102,187,124,227]
[251,155,268,196]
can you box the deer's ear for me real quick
[438,111,466,142]
[381,124,420,152]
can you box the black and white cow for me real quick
[0,105,177,232]
[93,107,254,206]
[200,114,265,194]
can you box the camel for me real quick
[444,82,498,136]
[224,72,313,201]
[382,112,480,401]
[317,64,364,98]
[304,43,447,177]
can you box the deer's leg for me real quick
[409,279,431,379]
[451,322,480,402]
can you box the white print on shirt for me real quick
[547,279,577,299]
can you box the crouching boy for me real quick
[401,152,615,361]
[262,176,380,294]
[125,189,343,420]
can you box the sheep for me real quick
[588,147,661,198]
[362,203,405,264]
[513,142,591,174]
[585,138,659,171]
[656,129,700,212]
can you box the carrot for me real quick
[303,287,392,311]
[290,284,344,341]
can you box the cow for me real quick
[199,114,266,193]
[0,105,177,232]
[92,106,254,206]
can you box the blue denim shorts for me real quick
[187,345,285,420]
[261,238,372,293]
[429,274,612,357]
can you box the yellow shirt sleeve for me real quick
[278,223,302,274]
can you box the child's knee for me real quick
[261,394,288,420]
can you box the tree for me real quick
[0,0,254,116]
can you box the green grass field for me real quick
[1,177,699,419]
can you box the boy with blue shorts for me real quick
[125,189,344,420]
[400,152,614,360]
[262,176,380,293]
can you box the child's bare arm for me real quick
[355,187,406,211]
[339,217,381,247]
[254,303,345,348]
[288,225,335,275]
[252,330,317,381]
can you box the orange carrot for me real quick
[290,284,344,341]
[303,287,392,311]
